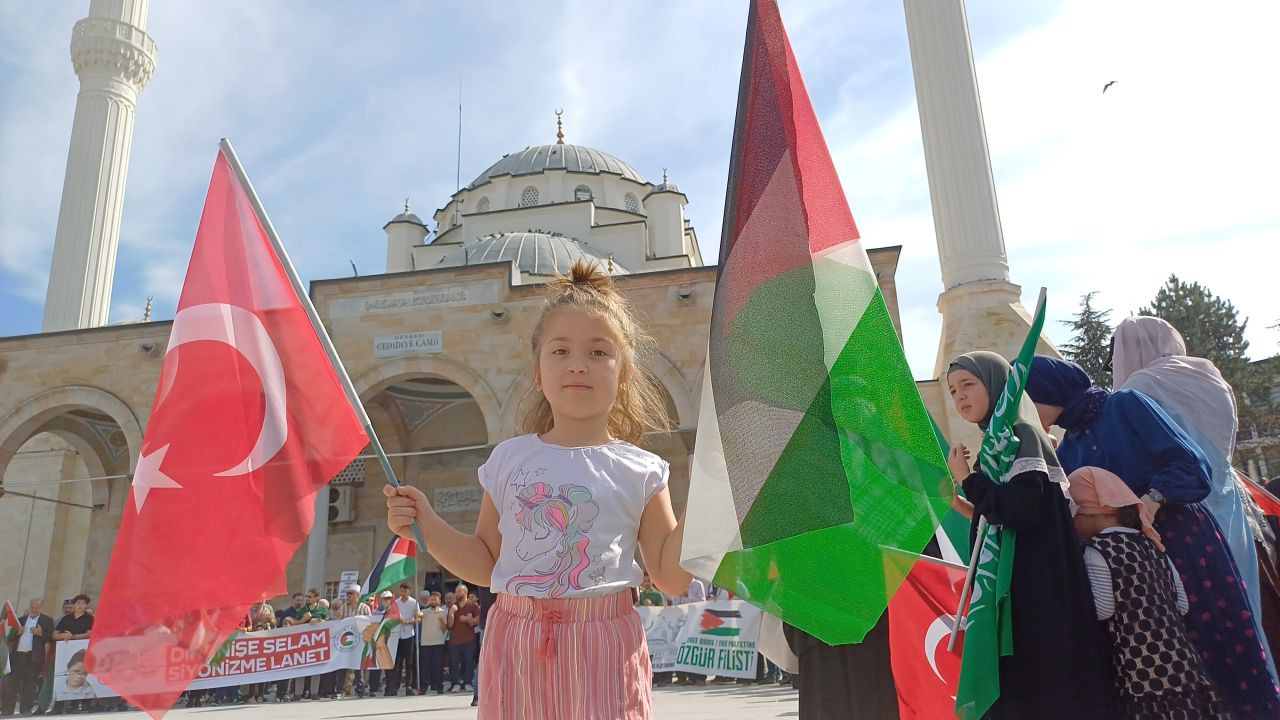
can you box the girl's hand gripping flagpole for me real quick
[217,137,429,553]
[946,287,1048,655]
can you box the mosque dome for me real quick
[384,199,425,228]
[386,211,425,225]
[438,231,628,276]
[468,144,649,188]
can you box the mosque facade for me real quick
[1,0,1037,604]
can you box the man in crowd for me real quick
[447,585,479,693]
[276,593,305,627]
[51,594,93,642]
[441,590,456,688]
[303,590,331,700]
[638,576,666,607]
[1,598,54,716]
[417,592,448,695]
[51,594,97,713]
[386,583,420,697]
[332,584,371,698]
[272,593,305,702]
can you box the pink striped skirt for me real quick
[478,590,652,719]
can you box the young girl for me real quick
[385,260,691,719]
[1067,465,1227,718]
[945,351,1113,720]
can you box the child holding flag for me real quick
[386,260,690,719]
[945,351,1113,719]
[1067,466,1227,718]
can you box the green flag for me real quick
[954,288,1047,719]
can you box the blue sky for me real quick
[2,1,1277,379]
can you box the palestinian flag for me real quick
[361,597,403,669]
[2,601,19,646]
[699,608,743,637]
[363,536,416,596]
[679,0,951,645]
[1,601,18,679]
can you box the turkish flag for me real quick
[888,555,967,720]
[85,148,368,716]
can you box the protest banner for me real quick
[636,604,696,672]
[54,617,372,700]
[635,600,763,679]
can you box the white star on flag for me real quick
[132,444,181,512]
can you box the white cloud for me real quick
[823,0,1280,376]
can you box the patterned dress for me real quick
[1056,390,1280,717]
[1089,531,1228,719]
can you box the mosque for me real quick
[0,0,1050,603]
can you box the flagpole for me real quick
[947,517,986,651]
[217,138,429,554]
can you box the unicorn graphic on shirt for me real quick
[506,481,600,597]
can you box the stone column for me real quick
[903,0,1010,291]
[42,0,157,332]
[903,0,1057,447]
[304,487,329,592]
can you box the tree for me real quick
[1139,274,1272,425]
[1061,291,1114,388]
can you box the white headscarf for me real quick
[1112,316,1237,462]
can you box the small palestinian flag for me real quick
[699,608,742,637]
[679,0,951,646]
[361,598,403,669]
[363,536,416,596]
[1,600,18,679]
[2,601,19,646]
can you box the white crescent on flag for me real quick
[166,302,288,476]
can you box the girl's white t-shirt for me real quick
[479,434,669,599]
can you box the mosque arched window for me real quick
[520,186,540,207]
[574,185,593,201]
[476,196,491,213]
[624,193,640,213]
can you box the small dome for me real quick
[469,144,648,188]
[386,211,425,226]
[438,232,628,277]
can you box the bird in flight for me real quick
[1102,80,1117,94]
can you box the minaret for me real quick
[903,0,1056,443]
[42,0,157,332]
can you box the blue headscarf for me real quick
[1025,356,1108,433]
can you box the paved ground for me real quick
[54,684,798,719]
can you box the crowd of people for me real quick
[1,595,102,716]
[934,315,1280,720]
[0,582,497,715]
[180,581,494,709]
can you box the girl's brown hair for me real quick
[518,259,670,444]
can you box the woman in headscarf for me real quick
[946,352,1114,720]
[1113,315,1279,677]
[1027,355,1280,717]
